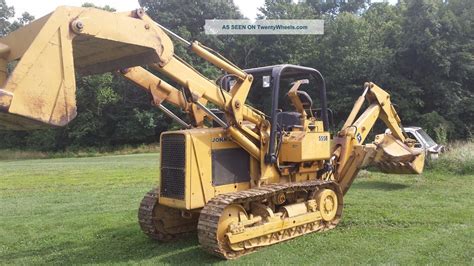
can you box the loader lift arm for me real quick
[0,6,265,160]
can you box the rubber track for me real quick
[197,180,342,259]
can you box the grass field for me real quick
[1,154,473,265]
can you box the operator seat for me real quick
[276,90,313,131]
[276,112,301,131]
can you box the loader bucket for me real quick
[0,6,173,130]
[371,133,425,174]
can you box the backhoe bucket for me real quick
[0,6,173,130]
[370,133,425,174]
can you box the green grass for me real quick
[0,144,160,161]
[428,141,474,175]
[1,154,473,265]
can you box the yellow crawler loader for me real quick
[0,7,425,259]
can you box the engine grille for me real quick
[160,134,186,199]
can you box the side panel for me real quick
[159,128,253,210]
[188,128,251,209]
[188,131,213,209]
[280,131,331,162]
[210,132,251,197]
[211,148,250,186]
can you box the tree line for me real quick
[0,0,472,151]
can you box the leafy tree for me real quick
[0,0,14,36]
[81,2,115,12]
[395,0,473,138]
[306,0,370,16]
[9,11,34,31]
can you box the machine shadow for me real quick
[2,224,221,264]
[353,181,409,191]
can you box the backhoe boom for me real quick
[333,82,425,194]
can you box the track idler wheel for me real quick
[315,189,338,221]
[217,204,248,256]
[138,188,198,241]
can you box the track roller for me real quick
[197,180,343,259]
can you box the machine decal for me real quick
[212,137,230,143]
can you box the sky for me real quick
[8,0,395,21]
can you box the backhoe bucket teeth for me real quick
[371,133,425,174]
[0,6,173,130]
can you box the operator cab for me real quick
[244,65,328,122]
[243,64,331,164]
